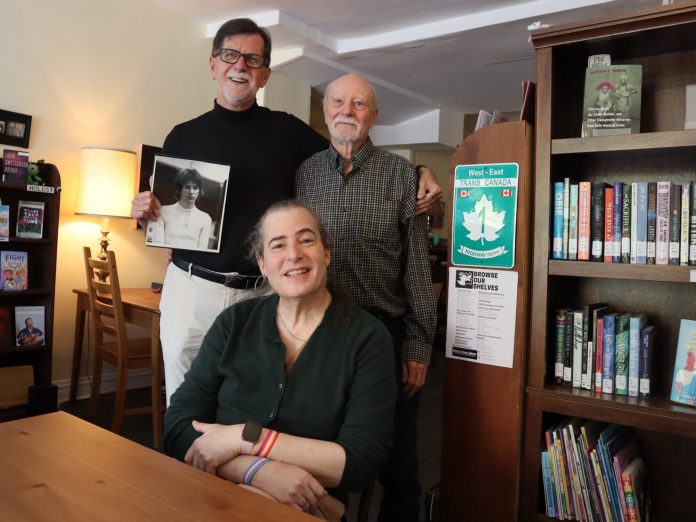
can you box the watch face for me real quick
[242,421,263,442]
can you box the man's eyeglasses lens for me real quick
[216,48,265,68]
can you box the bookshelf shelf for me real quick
[522,5,696,521]
[548,260,695,283]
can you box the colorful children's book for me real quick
[15,200,44,239]
[670,319,696,406]
[0,204,9,241]
[0,250,28,290]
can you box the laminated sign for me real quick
[451,163,518,268]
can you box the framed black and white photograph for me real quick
[0,109,32,148]
[145,154,229,253]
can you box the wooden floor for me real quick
[59,343,445,522]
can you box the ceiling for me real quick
[150,0,667,145]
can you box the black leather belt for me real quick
[172,257,260,290]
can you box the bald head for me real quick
[323,74,379,149]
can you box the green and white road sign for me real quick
[451,163,518,268]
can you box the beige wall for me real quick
[0,0,213,395]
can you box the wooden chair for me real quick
[83,246,155,438]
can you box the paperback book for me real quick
[670,319,696,406]
[16,200,44,239]
[2,149,29,182]
[582,64,642,137]
[14,305,45,347]
[0,204,8,241]
[0,250,28,290]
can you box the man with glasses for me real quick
[131,18,442,405]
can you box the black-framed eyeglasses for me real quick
[213,48,267,68]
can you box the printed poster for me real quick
[445,267,518,368]
[451,163,518,268]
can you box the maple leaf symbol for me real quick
[457,271,472,287]
[462,195,505,244]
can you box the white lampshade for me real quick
[76,147,136,218]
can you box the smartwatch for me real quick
[241,421,263,455]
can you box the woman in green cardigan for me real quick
[163,200,396,518]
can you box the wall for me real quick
[0,0,213,396]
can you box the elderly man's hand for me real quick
[402,361,428,399]
[131,191,161,229]
[415,166,443,215]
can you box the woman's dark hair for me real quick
[173,169,204,200]
[247,200,332,261]
[212,18,272,67]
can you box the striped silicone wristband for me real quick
[242,457,270,485]
[256,429,279,458]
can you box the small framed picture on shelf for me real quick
[0,109,32,149]
[670,319,696,407]
[14,305,45,347]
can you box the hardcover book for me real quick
[621,184,632,263]
[591,183,606,262]
[603,185,614,263]
[602,313,618,394]
[563,178,571,259]
[635,182,648,264]
[15,200,44,239]
[0,204,9,241]
[595,315,606,394]
[680,183,689,266]
[0,250,28,290]
[14,305,45,347]
[656,181,671,265]
[639,325,655,399]
[628,314,647,397]
[614,313,631,396]
[552,182,564,259]
[670,319,696,406]
[612,182,624,263]
[2,149,29,183]
[646,182,657,264]
[582,64,642,137]
[569,183,579,261]
[669,183,681,265]
[690,181,696,266]
[555,309,569,384]
[572,310,584,388]
[578,182,592,261]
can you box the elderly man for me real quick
[295,74,436,522]
[130,19,443,405]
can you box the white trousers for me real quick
[159,262,269,404]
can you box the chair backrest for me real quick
[82,247,128,356]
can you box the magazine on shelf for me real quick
[145,154,230,253]
[581,64,642,137]
[14,305,45,347]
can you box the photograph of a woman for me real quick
[146,155,229,252]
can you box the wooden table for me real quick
[71,288,163,446]
[0,412,315,521]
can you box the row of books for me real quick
[0,200,45,241]
[554,305,655,398]
[552,179,696,265]
[541,418,648,522]
[0,305,46,347]
[1,250,29,290]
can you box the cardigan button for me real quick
[278,383,283,390]
[268,411,275,418]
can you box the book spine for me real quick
[628,315,646,397]
[541,451,556,518]
[563,178,571,259]
[635,182,648,264]
[564,312,573,387]
[614,314,631,396]
[555,310,567,384]
[602,314,616,394]
[554,430,573,517]
[622,474,639,522]
[639,325,655,399]
[604,186,614,263]
[569,183,579,261]
[591,183,605,262]
[669,183,681,265]
[690,181,696,266]
[621,184,632,264]
[553,182,564,259]
[582,307,591,390]
[680,183,690,266]
[573,311,584,389]
[562,427,585,521]
[646,181,657,264]
[595,317,605,394]
[578,182,592,261]
[656,181,671,265]
[590,448,614,522]
[630,182,638,264]
[612,182,624,263]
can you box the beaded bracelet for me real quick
[242,457,270,485]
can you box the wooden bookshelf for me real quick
[0,164,61,413]
[522,5,696,521]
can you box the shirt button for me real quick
[268,411,275,418]
[278,383,283,390]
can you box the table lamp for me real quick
[75,147,136,262]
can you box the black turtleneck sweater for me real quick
[163,100,327,273]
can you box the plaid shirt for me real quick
[295,139,436,365]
